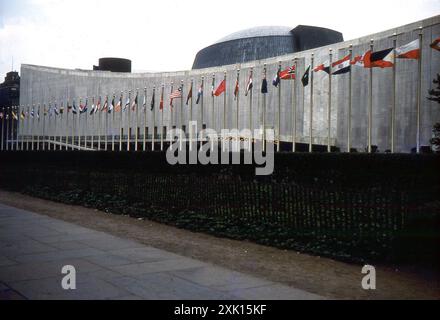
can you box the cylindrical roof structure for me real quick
[192,25,343,69]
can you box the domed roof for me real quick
[214,26,293,44]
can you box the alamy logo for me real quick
[61,265,76,290]
[166,121,274,175]
[361,265,376,290]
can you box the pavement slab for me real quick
[0,202,324,300]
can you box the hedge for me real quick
[0,151,439,266]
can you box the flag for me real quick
[43,105,48,116]
[142,94,146,110]
[131,93,138,111]
[59,103,64,114]
[170,86,182,107]
[332,54,351,75]
[430,37,440,51]
[54,104,59,115]
[102,98,108,112]
[186,83,193,105]
[261,76,268,94]
[272,67,281,87]
[351,53,366,67]
[396,39,420,59]
[21,111,26,120]
[11,111,18,120]
[89,101,96,115]
[0,112,3,119]
[30,108,34,118]
[160,89,164,110]
[196,83,203,104]
[115,97,122,112]
[80,100,88,114]
[280,65,296,79]
[214,79,226,96]
[36,109,40,118]
[314,61,330,74]
[109,97,115,113]
[363,48,394,68]
[234,79,239,100]
[123,98,129,111]
[96,97,102,112]
[245,73,253,96]
[302,66,310,87]
[151,90,156,111]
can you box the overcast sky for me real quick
[0,0,439,80]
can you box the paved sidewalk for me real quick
[0,202,323,300]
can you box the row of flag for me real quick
[2,37,439,123]
[276,37,439,88]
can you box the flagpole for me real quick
[152,86,156,151]
[416,26,423,153]
[37,104,41,151]
[26,105,30,150]
[368,39,373,153]
[67,100,71,150]
[277,61,281,152]
[328,49,333,152]
[263,64,267,152]
[189,79,193,151]
[134,88,139,151]
[16,106,19,150]
[43,104,47,151]
[19,106,23,150]
[143,87,147,151]
[90,97,94,149]
[112,94,116,152]
[46,104,50,151]
[105,95,109,151]
[58,103,62,150]
[292,59,297,152]
[249,68,253,150]
[127,90,131,151]
[1,109,4,151]
[309,53,314,153]
[6,107,9,151]
[169,83,173,149]
[11,106,14,150]
[78,97,82,150]
[200,77,204,151]
[84,98,88,149]
[31,105,34,150]
[348,45,353,153]
[236,69,240,130]
[160,85,164,151]
[70,101,73,150]
[223,71,227,132]
[180,80,184,151]
[11,107,15,151]
[391,34,397,153]
[180,80,184,132]
[54,102,58,150]
[212,74,215,132]
[119,92,123,151]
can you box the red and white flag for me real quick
[395,39,420,59]
[332,54,351,75]
[430,37,440,51]
[214,79,226,96]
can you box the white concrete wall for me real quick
[18,15,440,152]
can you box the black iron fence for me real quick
[0,151,439,265]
